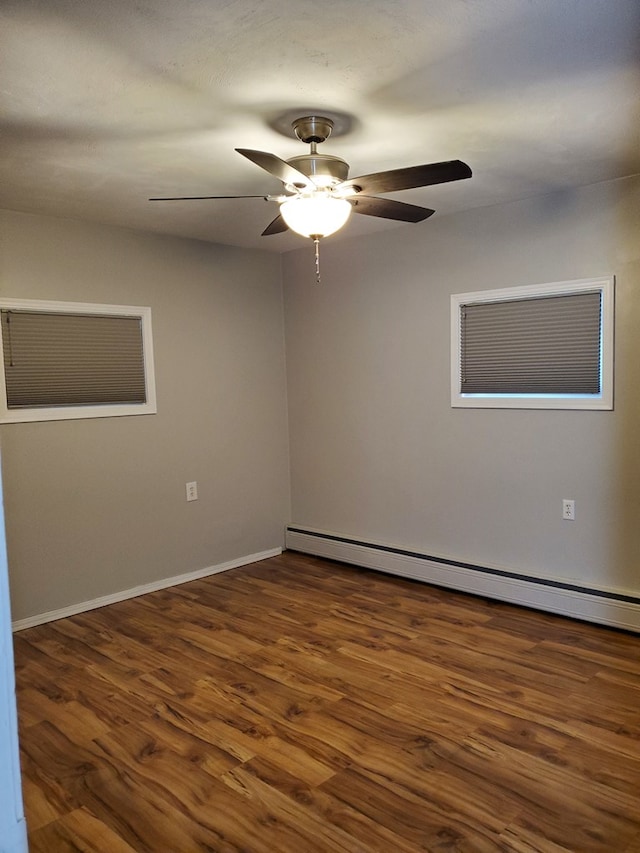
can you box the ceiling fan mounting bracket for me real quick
[292,115,334,145]
[269,108,354,141]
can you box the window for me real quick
[0,299,157,423]
[451,276,614,410]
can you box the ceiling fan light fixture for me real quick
[150,111,472,266]
[280,194,352,239]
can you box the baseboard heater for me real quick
[286,525,640,633]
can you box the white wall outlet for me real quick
[562,499,575,520]
[186,481,198,502]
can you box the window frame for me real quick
[0,298,157,423]
[450,276,614,410]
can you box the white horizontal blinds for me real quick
[1,310,147,408]
[460,291,602,394]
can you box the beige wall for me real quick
[283,175,640,595]
[0,211,291,621]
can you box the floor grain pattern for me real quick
[14,551,640,852]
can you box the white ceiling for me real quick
[2,0,639,252]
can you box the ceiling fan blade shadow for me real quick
[262,214,289,236]
[350,196,435,222]
[342,160,471,196]
[236,149,312,189]
[149,195,267,201]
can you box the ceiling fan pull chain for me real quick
[313,236,321,284]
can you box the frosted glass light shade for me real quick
[280,195,352,238]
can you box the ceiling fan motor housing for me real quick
[286,153,349,188]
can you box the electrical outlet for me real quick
[562,499,575,520]
[186,481,198,502]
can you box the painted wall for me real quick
[0,210,291,622]
[283,175,640,597]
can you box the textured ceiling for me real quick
[2,0,639,252]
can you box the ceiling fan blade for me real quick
[236,149,312,189]
[342,160,472,196]
[149,195,267,201]
[350,195,435,223]
[261,214,289,236]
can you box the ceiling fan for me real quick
[150,115,472,281]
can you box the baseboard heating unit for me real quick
[286,525,640,633]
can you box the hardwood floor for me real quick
[13,551,640,852]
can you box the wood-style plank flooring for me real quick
[13,551,640,852]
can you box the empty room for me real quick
[1,1,639,851]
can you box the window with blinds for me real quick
[0,300,157,423]
[451,277,614,410]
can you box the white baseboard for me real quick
[286,526,640,633]
[12,547,282,632]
